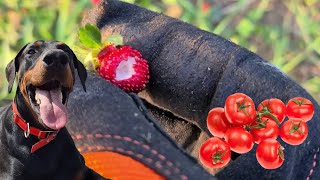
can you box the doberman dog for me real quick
[0,40,106,179]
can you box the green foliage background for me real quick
[0,0,319,106]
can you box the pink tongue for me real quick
[36,89,68,130]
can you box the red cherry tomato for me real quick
[199,137,231,169]
[256,139,284,169]
[224,127,254,154]
[207,107,230,138]
[225,93,256,126]
[286,97,314,122]
[250,117,279,144]
[258,98,286,124]
[279,118,308,145]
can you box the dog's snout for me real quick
[43,50,69,69]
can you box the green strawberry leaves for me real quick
[78,24,102,48]
[76,24,124,71]
[78,24,123,48]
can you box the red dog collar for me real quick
[12,102,58,153]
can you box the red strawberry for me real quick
[97,45,149,93]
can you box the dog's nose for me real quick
[43,50,69,69]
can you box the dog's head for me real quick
[6,40,87,130]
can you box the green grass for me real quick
[0,0,319,102]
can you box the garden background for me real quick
[0,0,319,106]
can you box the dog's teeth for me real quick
[35,90,41,105]
[37,98,41,105]
[59,90,63,103]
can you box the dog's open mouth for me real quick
[27,80,70,130]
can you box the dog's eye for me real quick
[27,49,36,54]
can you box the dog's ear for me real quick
[72,51,87,92]
[6,43,29,93]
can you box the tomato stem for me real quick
[289,119,304,135]
[260,99,272,113]
[292,98,304,106]
[257,110,280,126]
[236,97,251,117]
[211,150,227,164]
[250,118,268,129]
[278,146,285,160]
[291,98,313,106]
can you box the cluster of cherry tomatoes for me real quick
[199,93,315,170]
